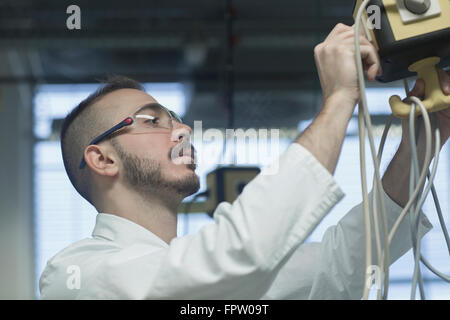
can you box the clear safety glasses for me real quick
[79,102,183,169]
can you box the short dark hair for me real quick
[60,75,145,205]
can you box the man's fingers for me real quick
[352,25,367,39]
[337,28,366,41]
[410,69,450,99]
[358,45,381,81]
[340,34,372,48]
[410,79,425,98]
[437,69,450,95]
[334,37,381,81]
[329,28,368,46]
[324,23,352,42]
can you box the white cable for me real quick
[355,2,449,300]
[416,140,450,285]
[386,98,432,298]
[354,3,450,300]
[355,0,390,299]
[387,97,432,244]
[417,177,450,283]
[402,75,450,296]
[403,80,420,276]
[414,112,450,286]
[426,171,450,255]
[358,105,372,300]
[409,103,441,299]
[421,256,450,283]
[402,79,425,299]
[355,0,373,300]
[371,116,394,264]
[408,102,425,299]
[407,104,427,299]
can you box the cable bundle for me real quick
[354,0,450,300]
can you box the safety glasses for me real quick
[79,103,183,169]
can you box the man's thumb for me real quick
[410,78,425,98]
[438,69,450,95]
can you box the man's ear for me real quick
[84,145,119,177]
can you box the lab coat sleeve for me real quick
[86,143,345,299]
[262,189,433,299]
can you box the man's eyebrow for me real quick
[132,103,164,115]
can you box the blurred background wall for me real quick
[0,51,35,299]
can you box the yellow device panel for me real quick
[353,0,450,117]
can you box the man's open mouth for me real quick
[178,148,191,158]
[171,145,196,168]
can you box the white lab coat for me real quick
[39,143,432,299]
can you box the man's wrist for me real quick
[324,90,358,107]
[322,91,358,120]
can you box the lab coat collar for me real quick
[92,213,169,248]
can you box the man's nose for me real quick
[171,122,192,142]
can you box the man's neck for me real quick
[97,186,182,244]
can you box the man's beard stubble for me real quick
[111,141,200,199]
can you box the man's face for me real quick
[97,88,200,198]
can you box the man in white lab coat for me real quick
[40,24,450,299]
